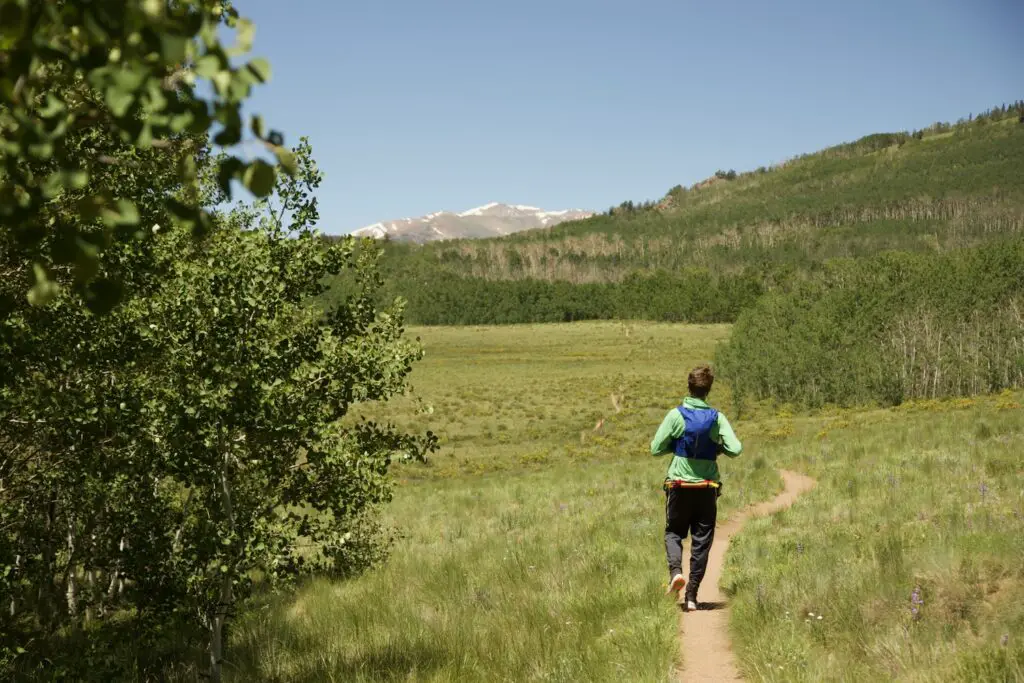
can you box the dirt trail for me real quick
[675,470,817,682]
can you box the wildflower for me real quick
[1001,633,1009,647]
[796,542,804,555]
[817,615,823,620]
[910,586,923,621]
[979,482,989,501]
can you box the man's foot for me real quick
[666,573,686,595]
[683,597,698,612]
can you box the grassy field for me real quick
[225,322,780,682]
[723,392,1024,682]
[224,322,1024,682]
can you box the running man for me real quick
[650,364,742,611]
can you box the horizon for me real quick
[239,0,1024,234]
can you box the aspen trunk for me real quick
[209,455,235,683]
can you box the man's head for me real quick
[688,364,714,399]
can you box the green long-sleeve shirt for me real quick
[650,396,742,483]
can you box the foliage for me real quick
[328,258,764,326]
[0,142,434,681]
[0,0,297,310]
[716,239,1024,409]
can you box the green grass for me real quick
[225,322,779,682]
[225,323,1024,682]
[722,392,1024,682]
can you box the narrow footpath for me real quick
[676,470,817,682]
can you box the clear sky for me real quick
[238,0,1024,234]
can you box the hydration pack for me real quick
[672,406,719,461]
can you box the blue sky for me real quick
[239,0,1024,234]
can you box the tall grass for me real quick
[222,323,1024,682]
[722,392,1024,682]
[223,322,778,682]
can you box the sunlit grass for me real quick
[723,391,1024,682]
[225,323,1024,682]
[226,322,778,681]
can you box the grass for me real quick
[225,322,779,682]
[224,322,1024,682]
[722,392,1024,682]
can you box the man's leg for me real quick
[685,489,718,604]
[664,489,691,587]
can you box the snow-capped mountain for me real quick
[351,203,593,243]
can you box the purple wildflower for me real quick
[1001,633,1009,647]
[979,482,989,501]
[910,586,923,621]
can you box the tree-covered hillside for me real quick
[327,103,1024,325]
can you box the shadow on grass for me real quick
[227,639,452,682]
[7,613,205,683]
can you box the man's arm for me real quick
[716,413,743,457]
[650,409,684,456]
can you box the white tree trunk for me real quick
[209,454,236,683]
[65,520,80,619]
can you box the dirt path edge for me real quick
[674,470,817,682]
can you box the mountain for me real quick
[350,203,593,243]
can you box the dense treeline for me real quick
[716,238,1024,409]
[383,269,765,325]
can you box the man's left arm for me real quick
[716,413,743,457]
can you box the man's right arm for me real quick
[650,410,684,456]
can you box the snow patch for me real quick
[352,222,388,238]
[458,202,500,217]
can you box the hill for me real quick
[325,102,1024,325]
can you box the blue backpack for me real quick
[672,406,719,461]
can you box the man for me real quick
[650,364,742,611]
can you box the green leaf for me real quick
[38,93,66,118]
[137,122,153,149]
[233,18,255,55]
[179,154,197,181]
[242,159,276,197]
[27,264,59,306]
[61,168,89,190]
[246,58,271,83]
[102,199,140,227]
[193,54,221,79]
[105,87,134,117]
[160,32,189,65]
[213,124,242,146]
[274,146,298,176]
[216,156,245,198]
[250,114,264,139]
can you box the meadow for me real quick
[225,322,781,682]
[224,322,1023,681]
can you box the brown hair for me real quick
[688,364,714,399]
